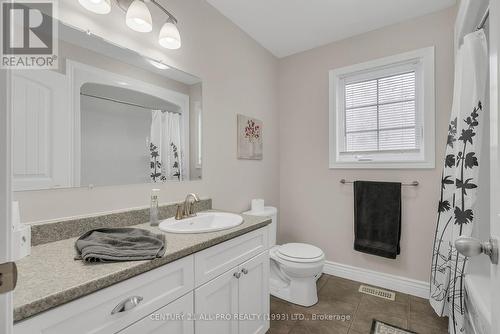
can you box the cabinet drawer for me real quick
[194,227,268,286]
[15,256,194,334]
[119,292,194,334]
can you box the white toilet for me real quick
[244,206,325,307]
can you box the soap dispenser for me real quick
[150,189,160,226]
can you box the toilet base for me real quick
[269,245,325,307]
[270,273,322,307]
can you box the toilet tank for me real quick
[243,207,277,247]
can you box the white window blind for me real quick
[343,71,417,153]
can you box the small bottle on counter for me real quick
[150,189,160,226]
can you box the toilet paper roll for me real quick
[251,199,265,212]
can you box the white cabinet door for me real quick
[195,268,239,334]
[11,70,71,191]
[238,252,270,334]
[119,292,194,334]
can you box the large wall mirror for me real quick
[11,21,203,191]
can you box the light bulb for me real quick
[126,0,153,33]
[158,21,181,49]
[78,0,111,14]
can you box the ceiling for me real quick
[206,0,456,58]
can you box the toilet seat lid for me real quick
[277,243,324,260]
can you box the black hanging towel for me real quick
[353,181,402,259]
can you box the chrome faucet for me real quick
[183,193,200,217]
[174,193,200,220]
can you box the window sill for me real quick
[329,160,435,169]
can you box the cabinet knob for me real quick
[111,296,143,315]
[241,268,248,275]
[233,272,241,279]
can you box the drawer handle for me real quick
[111,296,143,315]
[233,272,241,279]
[241,268,248,275]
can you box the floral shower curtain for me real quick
[150,110,183,182]
[429,30,488,333]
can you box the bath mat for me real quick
[371,320,417,334]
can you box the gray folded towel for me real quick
[75,228,166,263]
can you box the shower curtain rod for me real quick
[340,179,419,186]
[80,92,182,114]
[477,7,489,31]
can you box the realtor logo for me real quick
[1,0,58,69]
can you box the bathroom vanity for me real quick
[13,205,271,334]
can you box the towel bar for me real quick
[340,179,419,186]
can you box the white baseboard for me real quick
[323,261,430,299]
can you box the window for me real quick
[329,47,435,169]
[344,71,417,152]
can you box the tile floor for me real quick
[268,274,448,334]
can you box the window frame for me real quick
[329,47,435,169]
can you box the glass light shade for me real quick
[126,0,153,33]
[158,22,181,49]
[78,0,111,14]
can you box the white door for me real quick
[11,70,71,191]
[0,69,14,334]
[490,0,500,331]
[194,268,239,334]
[118,292,194,334]
[238,252,270,334]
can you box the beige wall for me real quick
[277,7,456,282]
[15,0,279,222]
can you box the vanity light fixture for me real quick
[148,59,170,70]
[126,0,153,32]
[79,0,182,49]
[78,0,112,14]
[158,20,181,49]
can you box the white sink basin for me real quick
[158,212,243,234]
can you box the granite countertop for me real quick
[14,212,271,322]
